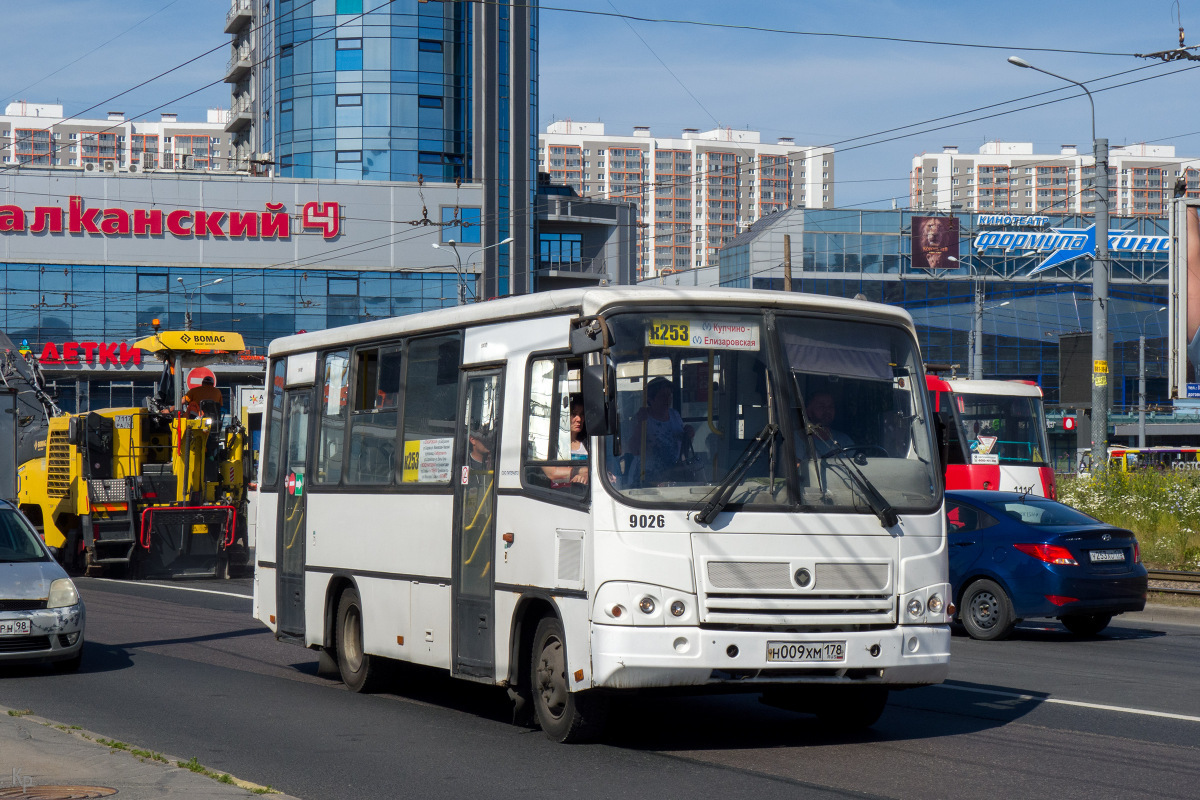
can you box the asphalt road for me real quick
[2,578,1198,800]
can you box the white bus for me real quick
[253,288,950,742]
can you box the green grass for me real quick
[177,757,271,791]
[1058,470,1200,570]
[7,709,33,717]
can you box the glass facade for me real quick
[272,0,469,182]
[0,263,473,354]
[720,209,1170,409]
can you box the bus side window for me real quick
[316,350,350,484]
[400,334,461,485]
[347,345,401,485]
[262,360,286,488]
[523,356,586,500]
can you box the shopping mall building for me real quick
[648,207,1176,463]
[0,170,487,412]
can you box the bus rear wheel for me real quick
[336,587,386,693]
[530,616,608,743]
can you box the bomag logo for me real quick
[181,333,227,345]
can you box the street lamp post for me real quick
[1008,56,1109,469]
[432,237,514,305]
[175,276,224,331]
[1138,306,1168,447]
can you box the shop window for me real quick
[440,206,481,244]
[137,274,169,293]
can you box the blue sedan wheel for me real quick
[961,579,1016,641]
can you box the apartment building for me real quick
[0,102,233,173]
[911,141,1200,216]
[539,122,834,278]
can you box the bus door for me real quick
[452,368,502,678]
[276,388,313,639]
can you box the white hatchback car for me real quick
[0,501,85,671]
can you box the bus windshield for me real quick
[601,310,939,515]
[952,393,1049,467]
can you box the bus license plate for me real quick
[1089,549,1125,563]
[766,641,846,663]
[0,619,31,636]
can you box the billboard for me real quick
[1170,199,1200,398]
[912,216,959,272]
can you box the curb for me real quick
[1127,602,1200,627]
[1,705,294,799]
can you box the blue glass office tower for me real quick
[227,0,536,296]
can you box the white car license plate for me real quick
[766,641,846,663]
[1089,549,1125,563]
[0,619,31,636]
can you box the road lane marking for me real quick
[92,578,252,600]
[935,683,1200,723]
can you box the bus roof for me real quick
[266,286,920,357]
[924,376,1043,398]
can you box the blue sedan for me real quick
[946,491,1148,640]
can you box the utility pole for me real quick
[1093,137,1110,468]
[972,281,984,380]
[1007,56,1108,469]
[783,234,792,293]
[1138,333,1147,447]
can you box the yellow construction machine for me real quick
[17,327,254,578]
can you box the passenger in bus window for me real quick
[467,425,494,472]
[626,377,694,484]
[544,396,589,488]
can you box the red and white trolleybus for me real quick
[926,376,1055,498]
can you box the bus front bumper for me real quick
[589,624,950,690]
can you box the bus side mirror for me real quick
[581,361,617,436]
[570,317,606,355]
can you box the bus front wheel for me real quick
[530,616,608,743]
[336,588,386,693]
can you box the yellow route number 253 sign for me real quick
[647,319,761,351]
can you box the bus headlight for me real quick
[927,594,944,615]
[594,582,696,627]
[907,598,924,618]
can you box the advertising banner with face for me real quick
[912,216,959,273]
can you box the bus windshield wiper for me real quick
[821,447,899,528]
[693,423,778,525]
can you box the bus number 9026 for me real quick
[629,514,666,529]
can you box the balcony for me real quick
[225,98,252,133]
[225,1,253,33]
[225,50,252,83]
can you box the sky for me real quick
[6,0,1199,208]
